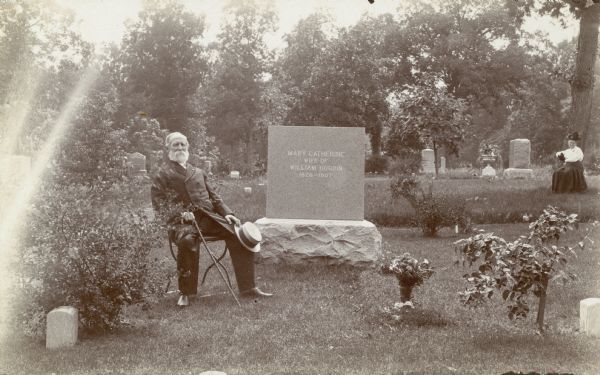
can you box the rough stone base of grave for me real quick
[254,218,382,266]
[503,168,533,179]
[46,306,78,349]
[580,298,600,337]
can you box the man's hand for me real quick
[225,214,241,226]
[181,211,195,222]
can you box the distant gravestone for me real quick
[421,149,435,175]
[243,187,252,195]
[230,171,240,179]
[204,160,212,174]
[256,126,381,265]
[580,298,600,337]
[439,156,446,174]
[508,139,531,169]
[504,139,533,179]
[46,306,78,349]
[481,165,496,177]
[126,152,146,174]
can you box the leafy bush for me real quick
[454,206,595,331]
[14,179,166,335]
[585,153,600,175]
[365,154,389,174]
[390,175,470,236]
[387,153,421,175]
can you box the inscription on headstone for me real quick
[266,126,364,220]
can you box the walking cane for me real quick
[192,219,242,307]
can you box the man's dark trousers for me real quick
[175,211,256,295]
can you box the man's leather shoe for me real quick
[239,287,273,298]
[177,295,189,307]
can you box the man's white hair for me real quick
[165,132,188,147]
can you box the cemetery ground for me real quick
[1,174,600,374]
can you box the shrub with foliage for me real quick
[14,179,166,335]
[454,206,593,331]
[390,175,470,236]
[387,152,421,175]
[365,154,388,174]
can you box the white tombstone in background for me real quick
[580,298,600,337]
[125,152,146,175]
[46,306,78,349]
[230,171,240,179]
[421,149,435,175]
[439,156,446,174]
[204,160,212,174]
[481,165,496,177]
[243,187,252,195]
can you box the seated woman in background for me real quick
[552,132,587,193]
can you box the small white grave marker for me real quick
[243,187,252,195]
[230,171,240,179]
[46,306,78,349]
[481,165,496,177]
[580,298,600,337]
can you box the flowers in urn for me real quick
[478,143,500,167]
[381,252,434,308]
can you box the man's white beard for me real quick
[168,150,189,165]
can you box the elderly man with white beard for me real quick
[151,132,272,307]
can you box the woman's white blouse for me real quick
[556,146,584,162]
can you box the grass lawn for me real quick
[206,174,600,226]
[2,224,599,375]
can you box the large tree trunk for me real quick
[571,4,600,153]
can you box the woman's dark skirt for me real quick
[552,161,587,193]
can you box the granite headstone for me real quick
[509,139,531,169]
[266,126,364,220]
[421,149,435,175]
[504,139,533,178]
[580,298,600,337]
[126,152,146,174]
[439,156,446,174]
[46,306,78,349]
[257,126,381,265]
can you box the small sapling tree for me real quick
[454,206,584,332]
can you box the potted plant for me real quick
[381,252,434,307]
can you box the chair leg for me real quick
[200,244,232,288]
